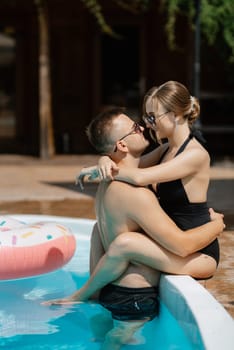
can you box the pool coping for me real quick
[160,274,234,350]
[9,215,234,349]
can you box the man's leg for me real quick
[101,320,147,350]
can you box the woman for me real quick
[48,81,222,303]
[82,80,219,265]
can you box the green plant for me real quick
[81,0,151,37]
[82,0,234,62]
[161,0,234,62]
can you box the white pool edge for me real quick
[9,215,234,349]
[160,274,234,349]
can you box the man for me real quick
[45,107,223,349]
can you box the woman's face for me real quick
[144,98,175,141]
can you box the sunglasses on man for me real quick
[114,122,142,152]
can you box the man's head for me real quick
[86,106,149,157]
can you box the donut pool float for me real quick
[0,216,76,280]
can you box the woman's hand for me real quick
[76,165,100,190]
[75,156,119,190]
[98,156,119,180]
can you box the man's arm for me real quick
[89,223,105,274]
[126,186,223,257]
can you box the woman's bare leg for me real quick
[46,231,217,304]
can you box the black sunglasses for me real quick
[114,122,142,152]
[143,111,170,126]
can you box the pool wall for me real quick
[10,215,234,349]
[160,274,234,349]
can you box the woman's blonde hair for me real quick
[143,81,200,126]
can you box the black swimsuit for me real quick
[153,133,219,265]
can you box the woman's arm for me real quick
[130,187,223,257]
[96,146,167,179]
[139,144,166,168]
[115,147,208,186]
[98,144,168,177]
[77,147,203,188]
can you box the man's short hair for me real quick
[86,106,125,154]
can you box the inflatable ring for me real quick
[0,216,76,280]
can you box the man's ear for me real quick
[115,140,128,153]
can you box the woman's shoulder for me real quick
[191,136,209,155]
[185,138,210,167]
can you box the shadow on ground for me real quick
[42,181,98,198]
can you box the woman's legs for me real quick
[116,232,217,277]
[48,231,217,303]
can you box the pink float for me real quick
[0,216,76,280]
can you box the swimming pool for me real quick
[0,215,233,349]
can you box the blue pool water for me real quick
[0,216,195,349]
[0,271,193,350]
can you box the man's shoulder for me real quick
[102,181,160,219]
[109,181,155,199]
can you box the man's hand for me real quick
[209,208,225,230]
[42,298,83,306]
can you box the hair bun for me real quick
[188,96,200,125]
